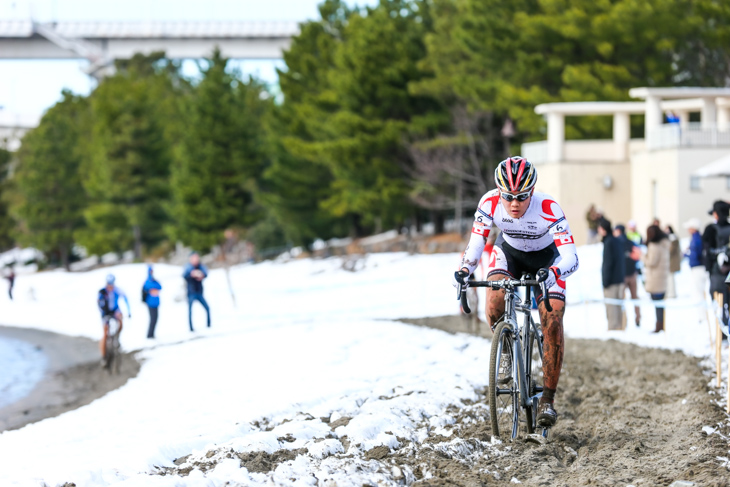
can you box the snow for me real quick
[0,337,46,409]
[0,244,724,486]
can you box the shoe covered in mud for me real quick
[497,351,512,385]
[100,358,108,369]
[536,401,558,427]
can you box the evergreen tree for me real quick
[0,146,16,251]
[12,91,89,269]
[169,49,270,252]
[77,52,182,257]
[263,0,352,246]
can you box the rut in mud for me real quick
[399,316,730,486]
[161,316,730,486]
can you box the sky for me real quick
[0,0,377,122]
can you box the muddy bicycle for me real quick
[458,272,550,440]
[103,315,122,375]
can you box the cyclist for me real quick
[97,274,131,365]
[452,156,579,427]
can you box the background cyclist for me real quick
[97,274,131,365]
[452,156,579,428]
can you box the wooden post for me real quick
[715,292,722,389]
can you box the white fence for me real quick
[648,122,730,150]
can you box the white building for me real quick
[521,87,730,244]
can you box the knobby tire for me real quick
[489,320,519,439]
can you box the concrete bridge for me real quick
[0,20,299,149]
[0,20,298,76]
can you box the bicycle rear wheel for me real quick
[524,319,544,434]
[489,320,519,439]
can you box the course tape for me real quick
[589,296,718,309]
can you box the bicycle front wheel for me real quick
[524,320,544,434]
[489,320,519,439]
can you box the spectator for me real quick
[626,220,643,246]
[5,267,15,300]
[665,225,681,299]
[683,217,707,326]
[644,225,671,333]
[183,251,211,332]
[586,204,602,243]
[598,218,625,330]
[142,265,162,339]
[703,200,730,330]
[615,224,641,327]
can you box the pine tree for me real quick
[77,52,182,257]
[169,49,270,252]
[12,91,89,269]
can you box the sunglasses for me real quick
[500,191,531,202]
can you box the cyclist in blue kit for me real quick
[97,274,131,363]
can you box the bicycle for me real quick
[458,271,551,440]
[103,315,122,375]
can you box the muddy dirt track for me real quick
[164,315,730,486]
[399,316,730,486]
[0,326,140,431]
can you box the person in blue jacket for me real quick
[684,217,707,326]
[183,252,210,331]
[143,265,162,339]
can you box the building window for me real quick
[690,176,701,191]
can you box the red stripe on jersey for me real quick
[541,199,559,222]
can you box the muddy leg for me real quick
[539,300,565,401]
[486,276,506,330]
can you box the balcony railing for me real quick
[648,122,730,150]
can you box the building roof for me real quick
[0,20,300,39]
[535,102,646,116]
[629,87,730,99]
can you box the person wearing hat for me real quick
[142,265,162,339]
[183,251,211,332]
[703,200,730,329]
[598,218,626,330]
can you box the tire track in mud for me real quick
[159,316,730,486]
[400,316,730,486]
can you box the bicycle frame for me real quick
[460,276,547,437]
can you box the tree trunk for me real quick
[60,242,70,271]
[133,225,142,260]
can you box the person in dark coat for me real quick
[5,267,15,300]
[703,200,730,329]
[598,218,626,330]
[183,251,210,332]
[143,265,162,339]
[615,224,640,327]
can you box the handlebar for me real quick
[457,277,552,313]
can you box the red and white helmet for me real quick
[494,156,537,193]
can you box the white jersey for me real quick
[460,189,579,280]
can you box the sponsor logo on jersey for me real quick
[548,216,566,229]
[502,218,514,223]
[477,208,493,220]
